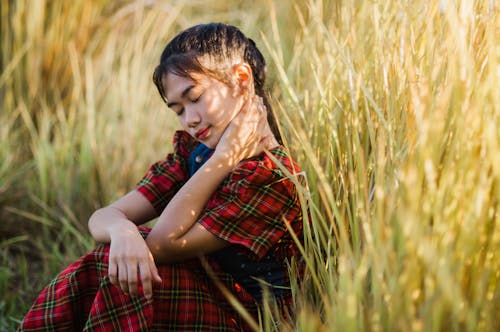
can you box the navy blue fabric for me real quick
[188,143,214,176]
[211,249,287,302]
[188,144,287,302]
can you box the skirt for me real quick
[17,228,265,331]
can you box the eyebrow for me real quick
[167,85,195,108]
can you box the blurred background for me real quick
[1,0,499,330]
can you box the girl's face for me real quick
[163,71,243,148]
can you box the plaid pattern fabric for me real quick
[139,131,304,261]
[19,130,304,331]
[136,131,197,214]
[19,228,257,331]
[199,147,303,261]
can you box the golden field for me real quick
[1,0,499,330]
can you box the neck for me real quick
[262,133,280,150]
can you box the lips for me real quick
[195,127,210,140]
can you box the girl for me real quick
[19,23,305,331]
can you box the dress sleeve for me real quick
[136,130,197,215]
[198,156,302,260]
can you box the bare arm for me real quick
[146,153,236,263]
[146,95,276,263]
[88,191,161,299]
[88,190,157,243]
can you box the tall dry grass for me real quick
[1,0,499,331]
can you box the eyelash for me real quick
[191,94,202,103]
[172,93,203,116]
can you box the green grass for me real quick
[1,0,499,331]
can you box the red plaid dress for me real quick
[19,131,304,331]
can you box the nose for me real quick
[185,107,201,128]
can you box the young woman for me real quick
[19,23,305,331]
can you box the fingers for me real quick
[253,97,268,132]
[107,231,161,300]
[109,258,161,300]
[139,261,153,299]
[109,252,130,295]
[118,260,130,295]
[256,96,266,114]
[240,91,253,112]
[248,95,265,113]
[251,96,269,142]
[215,93,271,162]
[139,254,162,299]
[149,252,162,284]
[240,96,266,133]
[126,259,139,297]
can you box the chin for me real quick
[204,141,217,149]
[199,137,218,149]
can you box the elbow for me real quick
[87,209,101,238]
[146,233,187,264]
[87,206,121,243]
[146,234,171,263]
[145,234,163,259]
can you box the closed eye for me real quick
[190,91,204,103]
[176,108,185,116]
[168,105,184,116]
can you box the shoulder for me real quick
[225,146,303,194]
[237,146,301,177]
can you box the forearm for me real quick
[88,191,161,298]
[146,153,234,258]
[145,94,272,261]
[88,190,158,243]
[88,207,138,243]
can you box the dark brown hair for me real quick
[153,23,282,143]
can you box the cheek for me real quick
[203,85,242,124]
[205,99,236,124]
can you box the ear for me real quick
[232,63,254,94]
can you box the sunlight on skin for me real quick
[144,64,275,264]
[163,228,182,239]
[146,120,269,255]
[147,153,248,258]
[162,72,241,150]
